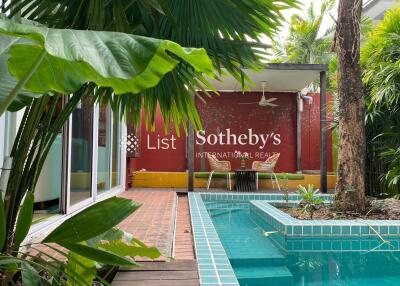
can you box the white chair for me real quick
[206,154,232,190]
[252,153,280,191]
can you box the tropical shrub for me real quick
[361,6,400,196]
[0,196,161,285]
[297,184,324,219]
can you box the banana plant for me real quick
[0,196,161,285]
[0,14,213,285]
[0,15,213,255]
[0,14,213,116]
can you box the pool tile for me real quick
[332,226,341,235]
[323,226,332,235]
[193,192,400,284]
[313,226,322,235]
[303,226,312,235]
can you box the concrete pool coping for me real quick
[189,192,400,285]
[189,193,240,286]
[251,200,400,237]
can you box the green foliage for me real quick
[272,0,335,65]
[3,0,298,130]
[61,242,139,267]
[362,6,400,108]
[279,174,290,207]
[0,0,299,283]
[65,251,96,286]
[43,197,140,244]
[297,184,324,219]
[0,15,213,117]
[361,6,400,195]
[89,229,161,261]
[13,192,34,248]
[0,197,161,285]
[21,262,41,286]
[271,0,337,94]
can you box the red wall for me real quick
[301,93,333,171]
[128,107,187,172]
[127,91,333,173]
[194,92,297,172]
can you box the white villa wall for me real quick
[364,0,395,23]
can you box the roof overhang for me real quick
[207,63,328,92]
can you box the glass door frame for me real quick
[62,98,126,215]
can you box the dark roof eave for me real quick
[363,0,379,12]
[265,63,328,72]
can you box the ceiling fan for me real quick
[239,81,278,107]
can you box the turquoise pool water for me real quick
[205,201,400,286]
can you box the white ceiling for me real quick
[206,66,324,92]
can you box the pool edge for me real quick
[189,193,240,286]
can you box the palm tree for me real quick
[272,0,335,65]
[271,0,336,93]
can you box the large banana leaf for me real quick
[61,242,138,267]
[43,197,140,244]
[0,15,214,115]
[0,35,40,112]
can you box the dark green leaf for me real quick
[66,251,96,286]
[87,227,124,247]
[43,197,140,244]
[99,239,161,260]
[0,35,40,112]
[61,242,139,267]
[0,15,214,115]
[14,192,34,247]
[21,263,41,286]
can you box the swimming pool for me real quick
[189,193,400,286]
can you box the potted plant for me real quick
[235,151,250,169]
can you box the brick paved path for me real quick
[118,190,177,260]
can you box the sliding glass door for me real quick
[64,99,125,214]
[69,97,93,208]
[111,114,121,187]
[97,105,111,194]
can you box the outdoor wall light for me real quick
[300,86,313,105]
[298,86,313,112]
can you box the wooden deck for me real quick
[112,191,199,285]
[113,260,199,286]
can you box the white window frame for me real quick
[63,98,126,215]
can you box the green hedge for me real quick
[194,172,304,180]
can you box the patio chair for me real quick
[206,154,232,190]
[252,153,280,191]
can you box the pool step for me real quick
[230,256,286,267]
[208,208,242,218]
[235,265,293,286]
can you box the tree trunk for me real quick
[334,0,366,213]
